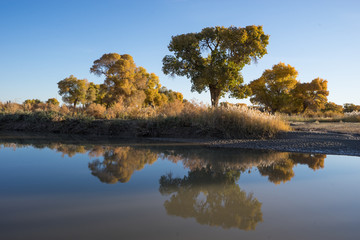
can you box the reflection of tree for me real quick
[0,135,327,185]
[159,147,326,185]
[291,153,325,170]
[88,147,158,184]
[159,147,290,173]
[55,145,87,157]
[257,158,295,184]
[258,154,326,184]
[159,167,263,230]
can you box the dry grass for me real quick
[292,121,360,135]
[150,103,290,138]
[0,100,290,139]
[342,111,360,122]
[281,111,360,123]
[85,103,106,119]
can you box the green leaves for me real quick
[163,26,269,106]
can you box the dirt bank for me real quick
[150,123,360,156]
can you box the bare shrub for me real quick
[157,99,184,117]
[59,105,70,115]
[85,103,106,119]
[46,103,60,112]
[105,102,124,119]
[343,111,360,122]
[4,102,22,113]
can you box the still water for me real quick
[0,134,359,240]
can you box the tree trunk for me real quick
[72,99,78,116]
[209,85,221,107]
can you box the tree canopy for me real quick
[291,78,329,113]
[90,53,182,108]
[162,25,269,107]
[58,75,88,108]
[249,62,298,113]
[249,63,330,113]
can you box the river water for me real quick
[0,134,359,240]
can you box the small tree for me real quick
[343,103,360,113]
[249,62,298,113]
[85,82,99,106]
[58,75,88,109]
[162,26,269,107]
[291,78,329,113]
[91,53,170,108]
[46,98,60,106]
[324,102,343,113]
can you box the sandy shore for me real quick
[150,122,360,156]
[208,131,360,156]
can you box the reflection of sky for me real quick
[0,145,360,240]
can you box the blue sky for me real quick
[0,0,359,105]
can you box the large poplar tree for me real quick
[162,26,269,107]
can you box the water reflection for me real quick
[0,139,326,185]
[88,147,158,183]
[258,154,325,184]
[159,167,262,230]
[0,139,326,230]
[1,135,359,239]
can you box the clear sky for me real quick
[0,0,359,105]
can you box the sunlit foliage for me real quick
[323,102,343,114]
[249,62,298,113]
[46,98,60,106]
[163,25,269,107]
[85,82,99,106]
[23,99,44,111]
[90,53,175,108]
[291,78,329,113]
[58,75,88,108]
[343,103,360,113]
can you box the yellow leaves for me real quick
[57,75,89,107]
[249,62,299,112]
[90,53,172,108]
[250,62,330,114]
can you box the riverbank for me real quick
[1,125,360,157]
[207,130,360,156]
[0,111,289,139]
[1,114,359,156]
[150,122,360,156]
